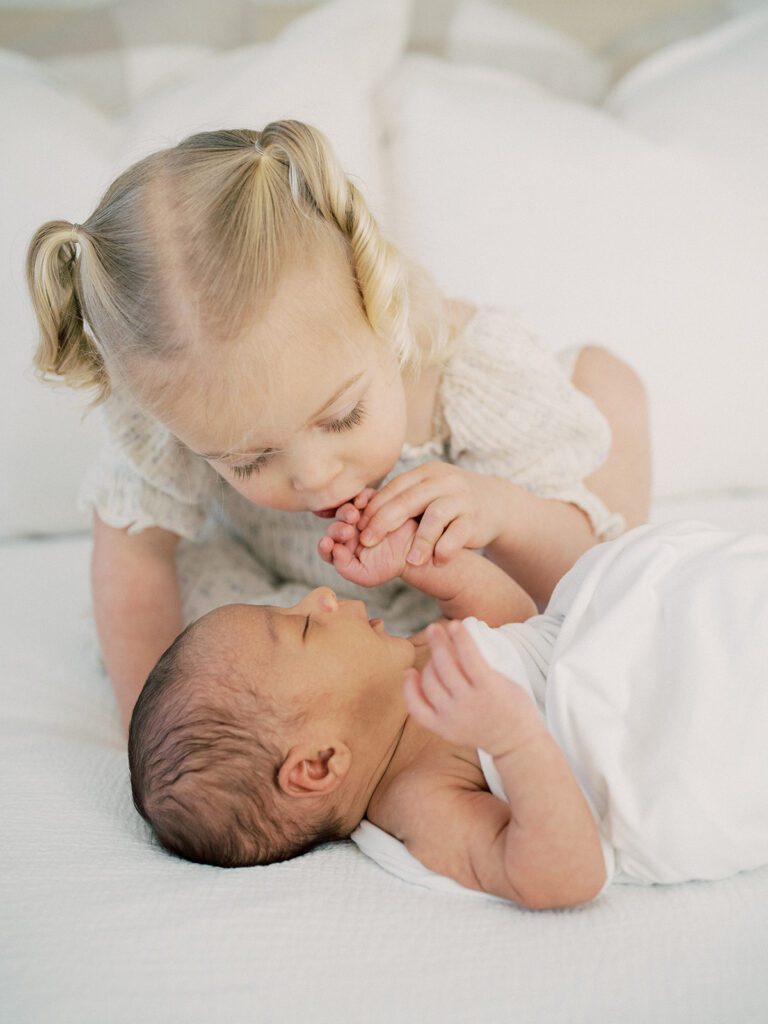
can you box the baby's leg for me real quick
[570,346,651,530]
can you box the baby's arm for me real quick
[319,514,535,625]
[403,621,606,908]
[403,542,536,626]
[92,513,183,734]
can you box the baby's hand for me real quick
[404,621,544,759]
[317,508,418,588]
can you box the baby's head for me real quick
[128,588,415,867]
[27,121,453,515]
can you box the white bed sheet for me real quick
[2,492,768,1024]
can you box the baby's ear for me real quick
[277,743,351,797]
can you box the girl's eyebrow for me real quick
[200,370,365,461]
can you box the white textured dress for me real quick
[79,305,624,630]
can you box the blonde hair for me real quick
[25,121,451,410]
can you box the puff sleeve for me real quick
[439,307,625,541]
[77,386,219,540]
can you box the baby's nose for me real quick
[312,587,337,612]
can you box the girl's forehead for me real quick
[167,314,379,456]
[157,241,383,452]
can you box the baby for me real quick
[129,517,768,909]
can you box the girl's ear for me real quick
[277,742,352,797]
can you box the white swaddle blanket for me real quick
[351,520,768,898]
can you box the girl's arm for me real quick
[91,513,183,735]
[483,484,596,607]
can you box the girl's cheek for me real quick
[231,473,303,511]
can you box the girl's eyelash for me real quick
[325,401,367,433]
[229,402,367,480]
[231,455,271,480]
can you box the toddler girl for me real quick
[26,120,650,732]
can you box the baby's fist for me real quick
[318,517,418,588]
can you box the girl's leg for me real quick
[571,346,652,530]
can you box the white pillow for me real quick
[44,44,217,117]
[0,0,411,538]
[604,8,768,191]
[446,0,610,103]
[377,54,768,498]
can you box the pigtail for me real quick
[25,220,108,402]
[21,121,450,422]
[253,121,450,372]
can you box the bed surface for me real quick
[3,493,767,1023]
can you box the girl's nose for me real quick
[289,446,344,495]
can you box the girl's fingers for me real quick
[405,499,461,567]
[357,470,426,531]
[357,466,445,534]
[360,480,452,547]
[433,515,473,565]
[353,487,376,510]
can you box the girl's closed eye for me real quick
[230,453,273,480]
[324,400,367,434]
[229,401,367,480]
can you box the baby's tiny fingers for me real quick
[326,520,356,543]
[403,668,438,724]
[317,536,334,563]
[330,543,354,571]
[336,502,360,525]
[427,624,469,695]
[447,621,493,678]
[420,655,459,710]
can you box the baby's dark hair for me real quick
[128,613,347,867]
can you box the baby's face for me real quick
[198,587,415,716]
[163,241,408,516]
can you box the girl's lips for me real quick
[310,493,358,518]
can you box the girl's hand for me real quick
[355,463,510,568]
[317,515,418,588]
[403,620,544,758]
